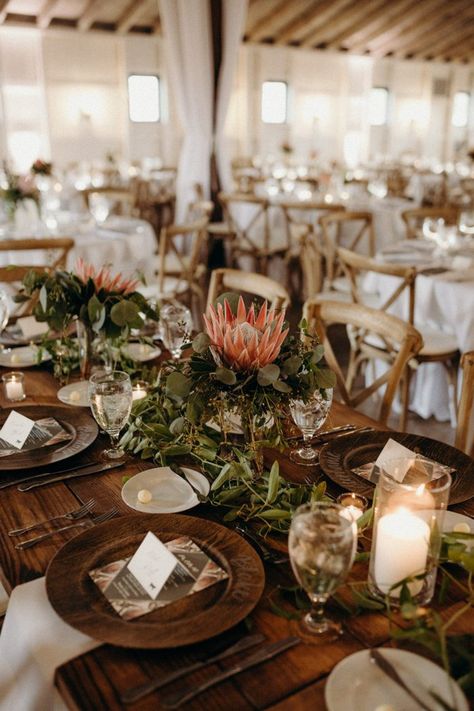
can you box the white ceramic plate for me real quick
[121,466,210,514]
[325,648,468,711]
[443,510,474,549]
[0,346,51,368]
[121,342,162,362]
[57,380,90,407]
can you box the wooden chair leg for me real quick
[399,364,412,431]
[443,355,460,428]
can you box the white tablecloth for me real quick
[0,577,99,711]
[0,214,157,283]
[365,256,474,429]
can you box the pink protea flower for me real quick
[203,296,289,371]
[75,258,138,295]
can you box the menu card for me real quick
[89,532,228,621]
[353,438,454,483]
[0,411,72,458]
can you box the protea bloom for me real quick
[75,258,138,295]
[203,296,289,371]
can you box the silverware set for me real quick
[11,503,118,550]
[234,522,288,565]
[121,634,300,706]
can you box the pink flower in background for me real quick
[203,296,288,371]
[75,258,138,295]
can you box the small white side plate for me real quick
[0,346,51,368]
[121,343,162,362]
[121,466,209,514]
[57,380,90,407]
[325,648,468,711]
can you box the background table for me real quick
[0,366,473,710]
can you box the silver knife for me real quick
[17,461,125,491]
[0,461,99,491]
[163,636,301,709]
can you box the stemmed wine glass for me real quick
[0,289,9,334]
[88,370,133,460]
[160,302,193,361]
[289,388,333,465]
[289,502,356,644]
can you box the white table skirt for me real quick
[0,577,99,711]
[0,215,157,283]
[364,270,474,440]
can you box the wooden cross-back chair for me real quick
[218,192,284,274]
[156,217,209,313]
[279,200,346,298]
[337,246,460,430]
[0,237,75,318]
[206,268,290,312]
[319,211,375,292]
[401,206,459,240]
[82,187,136,217]
[455,351,474,456]
[303,299,423,426]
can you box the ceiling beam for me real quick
[0,0,11,24]
[77,0,103,32]
[325,0,394,50]
[247,0,308,42]
[275,0,355,45]
[406,13,474,60]
[116,0,149,34]
[300,0,378,48]
[344,0,419,52]
[37,0,59,30]
[365,0,450,54]
[435,31,474,61]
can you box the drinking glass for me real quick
[289,389,333,465]
[289,502,356,644]
[0,289,9,333]
[160,302,192,361]
[88,370,133,460]
[459,209,474,235]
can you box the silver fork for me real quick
[15,508,119,550]
[8,498,96,537]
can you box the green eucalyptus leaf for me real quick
[272,380,292,393]
[169,416,186,435]
[311,344,325,364]
[315,368,337,389]
[215,367,237,385]
[165,372,192,399]
[39,284,48,312]
[258,364,280,383]
[215,291,240,312]
[192,332,211,354]
[282,355,302,375]
[110,300,140,327]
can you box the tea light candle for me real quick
[2,372,26,402]
[132,381,148,401]
[373,507,430,596]
[337,493,368,522]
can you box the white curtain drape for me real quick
[159,0,248,219]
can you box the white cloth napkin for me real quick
[0,577,100,711]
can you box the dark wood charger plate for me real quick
[0,405,98,471]
[319,430,474,505]
[46,513,265,649]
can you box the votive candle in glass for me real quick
[2,372,26,402]
[336,492,368,522]
[132,380,148,401]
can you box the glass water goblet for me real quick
[289,502,356,644]
[160,302,192,361]
[88,370,133,460]
[0,289,9,333]
[459,209,474,236]
[289,388,333,465]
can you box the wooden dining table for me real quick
[1,365,473,711]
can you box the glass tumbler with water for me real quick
[88,370,133,460]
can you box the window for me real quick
[261,81,287,124]
[452,91,470,127]
[368,87,388,126]
[128,75,160,123]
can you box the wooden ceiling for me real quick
[0,0,473,63]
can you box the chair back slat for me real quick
[455,351,474,455]
[207,268,290,312]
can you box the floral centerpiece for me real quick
[31,159,52,176]
[1,165,38,220]
[16,258,159,377]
